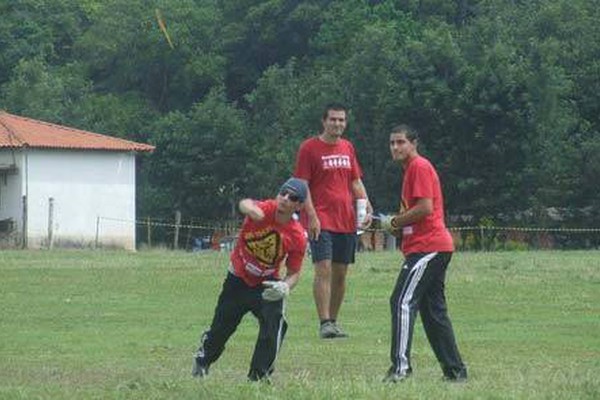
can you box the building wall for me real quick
[0,151,23,246]
[20,149,137,250]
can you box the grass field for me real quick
[1,249,599,399]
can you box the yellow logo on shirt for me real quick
[245,230,282,266]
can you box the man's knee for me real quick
[331,260,348,278]
[313,260,332,280]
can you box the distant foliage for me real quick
[0,0,598,237]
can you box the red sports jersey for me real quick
[294,136,362,233]
[400,156,454,254]
[230,199,307,287]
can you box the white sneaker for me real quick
[319,321,348,339]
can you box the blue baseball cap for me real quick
[279,178,307,203]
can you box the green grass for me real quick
[0,249,598,399]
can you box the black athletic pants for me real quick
[389,252,466,379]
[194,272,288,380]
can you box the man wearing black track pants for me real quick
[191,178,308,382]
[380,124,467,383]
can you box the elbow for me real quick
[239,199,252,213]
[418,199,433,216]
[418,204,433,217]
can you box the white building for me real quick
[0,111,154,250]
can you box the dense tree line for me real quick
[1,0,598,230]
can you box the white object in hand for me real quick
[356,198,368,228]
[262,281,290,301]
[379,213,394,232]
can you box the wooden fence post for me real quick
[174,210,181,249]
[95,216,100,249]
[21,195,27,249]
[185,217,193,250]
[480,226,485,251]
[146,217,151,248]
[47,197,54,249]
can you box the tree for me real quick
[73,0,226,112]
[0,0,89,87]
[1,0,599,233]
[143,88,249,221]
[0,58,91,123]
[217,0,326,102]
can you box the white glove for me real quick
[379,213,401,232]
[261,281,290,302]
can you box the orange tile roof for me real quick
[0,111,154,152]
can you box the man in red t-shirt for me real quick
[192,178,308,382]
[294,103,372,339]
[380,124,467,383]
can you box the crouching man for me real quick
[192,178,308,382]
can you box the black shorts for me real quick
[309,230,356,264]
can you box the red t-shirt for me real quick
[230,199,307,287]
[294,136,363,233]
[400,156,454,254]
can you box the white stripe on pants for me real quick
[393,252,437,375]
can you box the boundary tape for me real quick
[98,217,600,233]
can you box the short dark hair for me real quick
[390,124,419,143]
[322,103,347,120]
